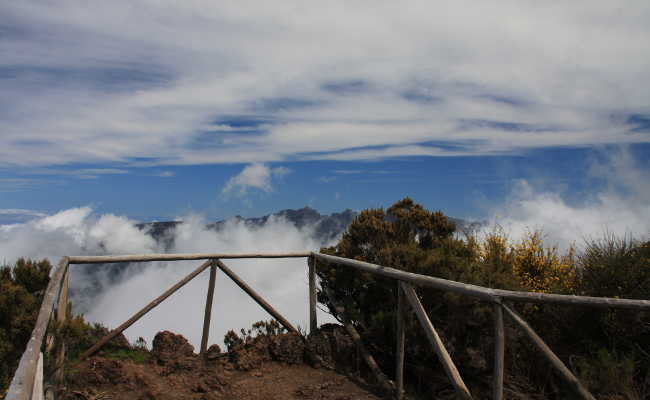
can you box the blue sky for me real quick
[1,1,649,225]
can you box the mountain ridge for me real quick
[136,207,358,245]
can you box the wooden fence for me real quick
[6,251,650,400]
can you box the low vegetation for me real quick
[318,198,650,399]
[0,259,52,394]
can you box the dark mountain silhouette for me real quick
[136,207,358,247]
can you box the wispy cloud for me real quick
[222,163,290,196]
[0,178,42,192]
[153,171,175,178]
[1,2,649,167]
[0,209,45,216]
[24,168,130,180]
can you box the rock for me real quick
[151,331,196,374]
[205,344,222,360]
[152,331,195,359]
[268,332,304,364]
[306,324,356,373]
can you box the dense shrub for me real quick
[0,259,52,393]
[317,198,650,399]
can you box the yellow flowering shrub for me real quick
[511,231,577,294]
[477,229,577,293]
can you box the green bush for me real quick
[316,198,650,399]
[224,320,286,352]
[0,259,52,393]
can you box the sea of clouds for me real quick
[0,210,334,348]
[1,152,648,348]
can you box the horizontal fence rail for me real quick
[7,251,650,400]
[67,252,311,264]
[312,252,650,310]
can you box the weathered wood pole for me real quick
[68,252,311,264]
[322,286,394,392]
[31,352,43,400]
[395,282,406,400]
[308,256,318,334]
[6,257,69,400]
[54,267,70,383]
[501,304,595,400]
[200,262,218,357]
[79,260,213,360]
[313,253,496,302]
[493,303,505,400]
[312,252,650,310]
[215,260,299,335]
[400,282,473,400]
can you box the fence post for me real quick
[400,282,473,400]
[6,257,69,400]
[200,261,218,358]
[395,282,406,400]
[502,304,595,400]
[322,286,395,392]
[493,303,505,400]
[53,266,69,383]
[31,352,44,400]
[308,256,317,334]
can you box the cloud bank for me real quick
[1,2,649,168]
[483,150,650,250]
[0,208,331,348]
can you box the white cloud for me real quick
[0,2,649,167]
[222,163,290,196]
[0,206,335,348]
[482,149,650,251]
[0,208,46,217]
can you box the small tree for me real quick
[316,198,496,395]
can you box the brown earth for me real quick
[59,325,386,400]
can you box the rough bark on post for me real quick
[200,262,218,358]
[54,266,70,383]
[322,286,395,392]
[68,252,311,264]
[308,256,317,334]
[31,352,43,400]
[502,304,595,400]
[79,260,213,360]
[395,282,406,400]
[493,303,505,400]
[400,282,473,400]
[215,260,299,335]
[312,252,650,310]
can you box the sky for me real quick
[1,1,649,222]
[1,2,650,347]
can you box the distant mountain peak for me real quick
[138,207,359,246]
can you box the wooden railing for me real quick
[5,253,311,400]
[7,252,650,400]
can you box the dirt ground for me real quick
[60,327,385,400]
